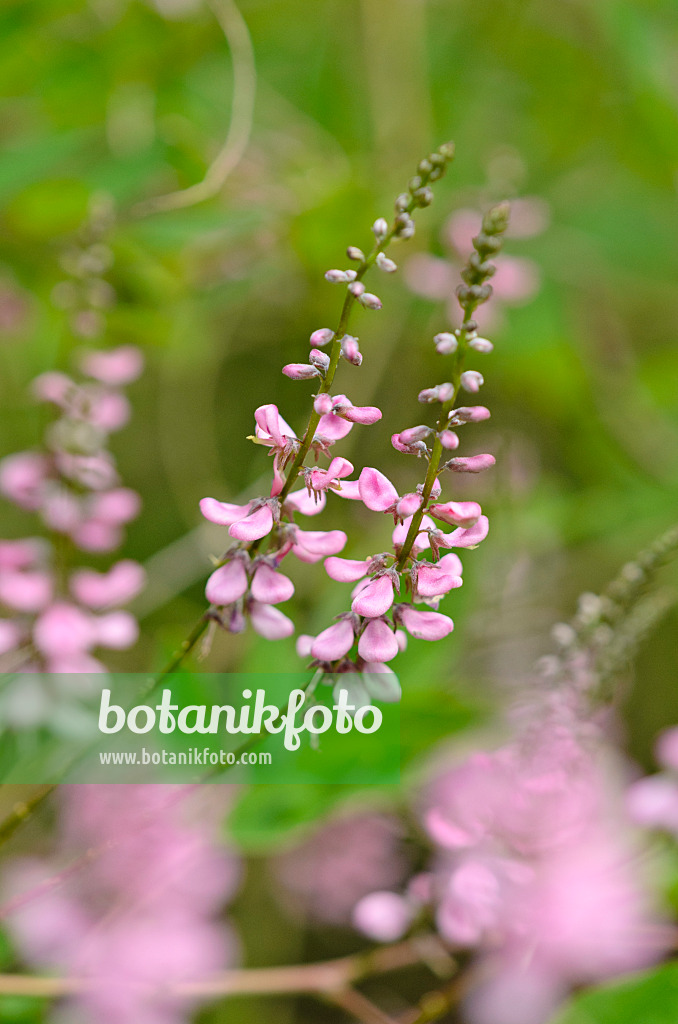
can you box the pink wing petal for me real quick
[341,405,382,425]
[429,501,482,528]
[358,619,399,663]
[443,515,489,548]
[359,467,399,511]
[249,601,294,640]
[311,619,355,661]
[229,505,274,542]
[205,561,249,606]
[324,556,370,582]
[292,529,347,563]
[251,564,295,605]
[200,497,249,526]
[351,575,394,617]
[316,414,353,440]
[400,607,453,640]
[285,488,327,516]
[416,565,463,598]
[334,479,362,500]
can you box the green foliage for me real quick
[551,963,678,1024]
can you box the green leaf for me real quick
[551,963,678,1024]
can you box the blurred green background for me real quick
[1,2,678,1015]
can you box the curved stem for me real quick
[132,0,256,218]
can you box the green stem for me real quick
[395,301,477,570]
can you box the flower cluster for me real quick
[5,784,239,1024]
[198,144,457,649]
[0,345,145,679]
[297,202,511,697]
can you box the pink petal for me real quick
[324,556,370,582]
[296,634,314,658]
[316,413,353,440]
[341,405,382,425]
[33,603,97,657]
[95,610,139,649]
[358,619,399,662]
[205,561,249,606]
[86,389,131,431]
[444,515,489,548]
[90,488,141,524]
[285,488,327,516]
[429,501,482,528]
[438,553,464,575]
[326,456,354,480]
[249,601,294,640]
[70,560,146,609]
[311,619,355,661]
[72,521,122,553]
[446,454,496,473]
[359,467,399,512]
[282,363,320,380]
[251,564,295,604]
[395,493,422,518]
[657,729,678,772]
[199,497,250,526]
[254,404,283,446]
[0,571,53,613]
[0,452,49,510]
[0,620,21,656]
[352,576,394,617]
[0,540,43,571]
[292,529,347,563]
[79,345,144,385]
[229,505,274,542]
[400,607,453,640]
[416,565,463,598]
[334,480,362,500]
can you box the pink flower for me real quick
[33,603,97,658]
[254,404,296,450]
[352,575,395,617]
[415,563,463,598]
[0,452,49,509]
[200,498,274,542]
[308,456,354,494]
[0,570,53,613]
[392,514,437,555]
[311,619,355,661]
[78,345,144,385]
[358,619,399,662]
[94,610,139,649]
[70,560,146,609]
[205,561,249,606]
[291,527,347,563]
[429,500,482,528]
[398,606,453,640]
[315,395,382,440]
[249,601,294,640]
[282,362,321,380]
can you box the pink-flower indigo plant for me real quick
[197,144,472,658]
[0,346,145,677]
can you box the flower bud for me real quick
[372,218,389,239]
[394,193,409,212]
[449,406,491,424]
[438,140,456,160]
[376,253,397,273]
[418,382,454,404]
[309,349,330,373]
[310,327,334,347]
[325,269,357,283]
[434,332,458,355]
[439,430,459,450]
[313,393,334,415]
[340,335,362,366]
[468,336,493,353]
[359,292,382,310]
[445,453,496,473]
[347,246,364,261]
[460,370,484,393]
[482,200,511,236]
[398,425,431,445]
[348,281,365,298]
[282,363,320,380]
